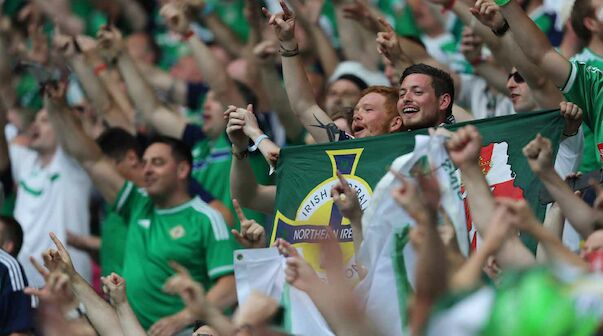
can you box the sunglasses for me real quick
[507,71,525,84]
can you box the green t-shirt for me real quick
[113,181,236,329]
[191,132,269,230]
[570,48,603,172]
[561,60,603,169]
[99,209,128,276]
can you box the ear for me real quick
[2,241,14,256]
[125,150,139,168]
[584,16,601,35]
[438,93,452,115]
[177,161,191,180]
[389,115,404,132]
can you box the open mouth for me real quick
[353,124,366,137]
[402,106,420,118]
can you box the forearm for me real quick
[206,276,237,310]
[258,63,304,141]
[71,274,124,336]
[230,154,275,215]
[137,63,187,106]
[188,38,245,107]
[452,1,504,57]
[538,169,598,237]
[203,15,245,58]
[537,203,564,262]
[116,52,162,118]
[307,25,339,77]
[31,0,83,35]
[473,61,510,94]
[461,165,496,235]
[415,215,448,305]
[70,55,113,112]
[115,0,148,32]
[335,4,375,70]
[527,222,588,270]
[114,303,146,336]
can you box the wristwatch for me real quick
[492,19,510,37]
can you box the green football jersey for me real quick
[99,210,128,276]
[570,48,603,172]
[561,60,603,168]
[114,181,236,330]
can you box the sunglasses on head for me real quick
[507,71,525,84]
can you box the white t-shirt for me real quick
[11,145,92,287]
[458,74,515,119]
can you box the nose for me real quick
[402,91,412,103]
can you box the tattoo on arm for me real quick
[310,114,341,142]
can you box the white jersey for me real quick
[11,145,92,287]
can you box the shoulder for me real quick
[0,250,27,292]
[189,198,230,241]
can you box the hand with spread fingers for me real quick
[231,199,266,249]
[341,0,381,33]
[289,0,326,26]
[331,171,362,222]
[390,169,441,222]
[262,0,296,44]
[559,101,583,137]
[522,134,554,175]
[24,261,75,306]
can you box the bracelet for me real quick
[232,146,248,160]
[94,63,108,76]
[248,134,269,152]
[181,30,195,41]
[279,44,299,57]
[491,19,509,37]
[442,0,456,12]
[494,0,511,7]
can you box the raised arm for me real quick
[160,3,246,108]
[97,25,187,139]
[523,134,600,238]
[447,126,535,268]
[263,1,341,143]
[494,0,571,87]
[101,274,146,336]
[226,105,276,214]
[43,83,124,205]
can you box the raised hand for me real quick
[43,80,68,111]
[522,134,553,175]
[253,40,278,64]
[391,168,441,221]
[159,2,191,35]
[559,101,582,137]
[101,272,127,306]
[231,199,266,249]
[96,25,125,61]
[225,105,248,150]
[341,0,381,33]
[42,232,76,277]
[274,238,298,257]
[262,0,296,44]
[375,17,402,65]
[163,261,208,319]
[446,125,483,170]
[289,0,325,26]
[24,266,74,305]
[480,204,514,255]
[331,171,362,221]
[496,197,540,233]
[285,255,321,292]
[470,0,506,31]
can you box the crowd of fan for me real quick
[0,0,602,335]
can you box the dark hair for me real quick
[97,128,143,162]
[148,135,193,175]
[399,63,455,117]
[0,216,23,257]
[337,74,369,91]
[571,0,594,44]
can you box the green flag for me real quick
[270,110,564,276]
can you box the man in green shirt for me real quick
[497,0,603,169]
[43,84,237,335]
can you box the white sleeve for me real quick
[8,144,35,183]
[457,74,475,110]
[554,126,584,177]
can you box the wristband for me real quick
[181,30,195,41]
[442,0,456,12]
[279,44,299,57]
[248,134,269,152]
[232,145,248,160]
[492,19,509,37]
[494,0,511,6]
[94,63,108,76]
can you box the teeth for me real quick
[403,107,419,113]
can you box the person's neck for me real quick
[38,150,56,167]
[153,189,192,209]
[588,38,603,56]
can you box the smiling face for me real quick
[397,74,447,129]
[28,109,58,155]
[351,90,402,138]
[506,69,538,113]
[202,91,227,140]
[142,143,188,198]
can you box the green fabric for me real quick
[16,74,42,111]
[482,269,598,336]
[562,60,603,170]
[191,132,268,230]
[99,209,128,276]
[531,10,554,35]
[570,48,603,171]
[0,192,15,216]
[113,181,236,329]
[271,110,564,266]
[69,0,107,36]
[207,0,249,41]
[392,225,412,331]
[152,9,192,70]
